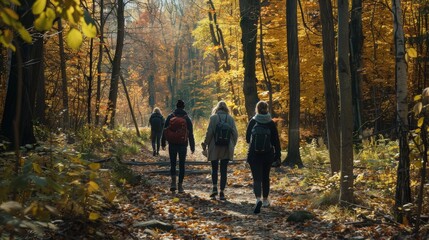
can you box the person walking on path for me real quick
[202,101,238,200]
[149,107,165,156]
[162,100,195,193]
[246,101,281,214]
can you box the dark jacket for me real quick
[161,108,195,151]
[245,114,281,163]
[149,112,165,132]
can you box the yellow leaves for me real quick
[172,197,180,203]
[34,8,55,31]
[88,163,100,171]
[82,10,97,38]
[32,0,46,15]
[32,163,43,174]
[407,47,417,58]
[105,191,117,203]
[67,28,83,50]
[417,117,424,128]
[87,180,99,194]
[89,212,100,220]
[0,29,15,51]
[413,102,422,116]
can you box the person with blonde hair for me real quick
[149,107,165,156]
[202,101,238,200]
[245,101,281,213]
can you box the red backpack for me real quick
[164,114,188,144]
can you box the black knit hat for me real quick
[176,100,185,109]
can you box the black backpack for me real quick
[250,122,272,154]
[214,114,233,146]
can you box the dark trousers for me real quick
[249,158,272,198]
[151,130,162,153]
[211,159,229,190]
[169,145,187,183]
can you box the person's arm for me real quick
[246,119,255,143]
[186,117,195,153]
[161,115,171,148]
[203,115,215,147]
[230,115,238,147]
[270,121,281,160]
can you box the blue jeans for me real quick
[168,145,187,183]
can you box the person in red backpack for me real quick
[162,100,195,193]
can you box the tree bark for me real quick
[239,0,260,119]
[392,0,411,223]
[95,0,104,126]
[338,0,354,204]
[58,19,70,129]
[0,0,42,147]
[105,0,125,129]
[284,0,303,168]
[319,0,341,174]
[350,0,363,142]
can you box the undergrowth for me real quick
[0,125,142,239]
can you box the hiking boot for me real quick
[210,187,218,199]
[254,200,262,214]
[178,183,184,193]
[170,176,176,192]
[219,191,226,201]
[262,198,270,207]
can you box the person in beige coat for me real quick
[202,101,238,200]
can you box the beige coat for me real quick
[203,111,238,161]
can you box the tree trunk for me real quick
[239,0,260,119]
[148,50,155,110]
[95,0,104,126]
[105,0,125,129]
[392,0,411,223]
[350,0,363,143]
[319,0,341,174]
[284,0,303,168]
[58,19,70,129]
[338,0,354,204]
[0,0,42,147]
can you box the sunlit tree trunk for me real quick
[350,0,363,142]
[392,0,411,223]
[239,0,260,119]
[148,50,155,110]
[95,0,104,126]
[58,19,70,129]
[105,0,125,128]
[319,0,340,174]
[284,0,303,168]
[338,0,354,204]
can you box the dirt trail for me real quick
[109,147,385,239]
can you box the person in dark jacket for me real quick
[202,101,238,200]
[245,101,281,214]
[162,100,195,193]
[149,107,165,156]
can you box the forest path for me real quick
[111,146,357,239]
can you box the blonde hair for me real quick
[153,107,162,114]
[255,101,269,114]
[211,101,230,115]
